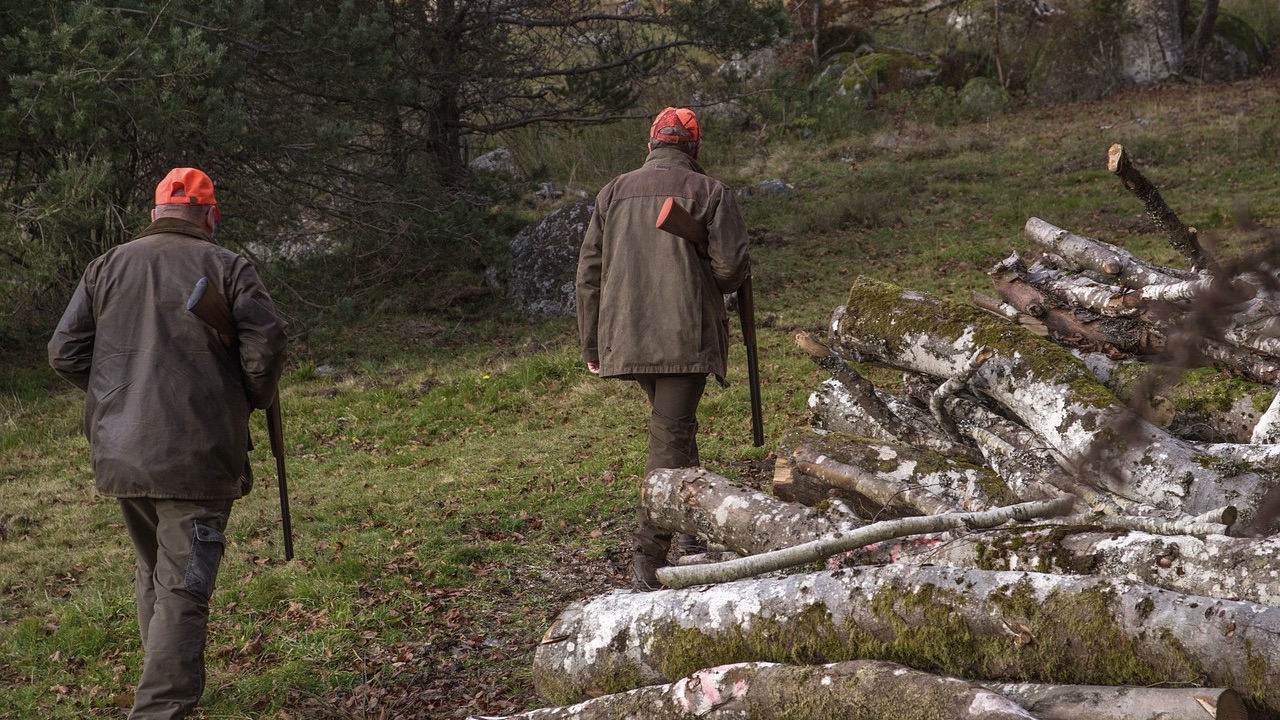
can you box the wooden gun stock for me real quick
[655,198,764,447]
[187,278,294,560]
[656,196,708,245]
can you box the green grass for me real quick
[4,73,1280,717]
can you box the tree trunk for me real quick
[640,467,864,556]
[796,331,979,460]
[840,527,1280,605]
[979,683,1246,720]
[1022,216,1192,288]
[532,564,1280,711]
[1119,0,1185,84]
[789,442,994,515]
[485,660,1039,719]
[831,277,1278,532]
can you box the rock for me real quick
[504,200,593,318]
[718,46,778,83]
[756,178,791,197]
[470,147,519,177]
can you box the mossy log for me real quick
[839,527,1280,605]
[796,331,979,460]
[789,442,991,514]
[485,660,1037,720]
[640,467,864,557]
[1083,355,1275,444]
[982,682,1246,720]
[532,564,1280,711]
[831,277,1278,533]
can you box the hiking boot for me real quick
[631,553,666,592]
[677,534,706,556]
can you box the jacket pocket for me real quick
[185,523,227,601]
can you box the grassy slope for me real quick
[3,72,1280,718]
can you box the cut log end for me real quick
[1107,143,1126,174]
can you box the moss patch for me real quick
[842,277,1118,410]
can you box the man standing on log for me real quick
[576,107,751,590]
[48,167,287,719]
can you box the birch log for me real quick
[839,528,1280,605]
[640,467,864,556]
[1108,143,1211,271]
[981,682,1246,720]
[533,564,1280,710]
[797,331,979,460]
[1088,357,1274,444]
[477,660,1038,720]
[1023,217,1193,288]
[831,276,1278,531]
[790,443,992,515]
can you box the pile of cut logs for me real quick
[479,146,1280,720]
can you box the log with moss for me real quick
[1081,354,1276,444]
[830,277,1279,533]
[837,526,1280,605]
[532,563,1280,711]
[477,660,1039,720]
[639,467,864,557]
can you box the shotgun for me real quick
[656,197,764,446]
[186,277,294,560]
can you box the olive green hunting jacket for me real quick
[48,217,287,500]
[576,146,751,382]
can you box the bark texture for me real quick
[533,564,1280,710]
[479,660,1038,720]
[640,467,863,556]
[839,527,1280,606]
[979,683,1246,720]
[830,277,1278,532]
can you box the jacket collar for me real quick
[643,145,706,175]
[133,216,216,244]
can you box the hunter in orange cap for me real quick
[151,167,221,233]
[578,105,749,590]
[50,164,286,717]
[648,106,701,159]
[155,167,218,206]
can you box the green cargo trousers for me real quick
[118,498,233,720]
[633,373,706,560]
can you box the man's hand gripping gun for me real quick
[655,197,764,447]
[186,277,294,560]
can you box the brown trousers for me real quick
[633,373,706,559]
[119,497,233,720]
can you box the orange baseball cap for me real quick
[650,107,700,143]
[155,167,217,206]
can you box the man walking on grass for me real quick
[49,167,287,719]
[576,107,751,590]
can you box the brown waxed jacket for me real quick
[48,217,287,500]
[576,146,750,382]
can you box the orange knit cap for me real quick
[155,167,217,206]
[649,107,701,143]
